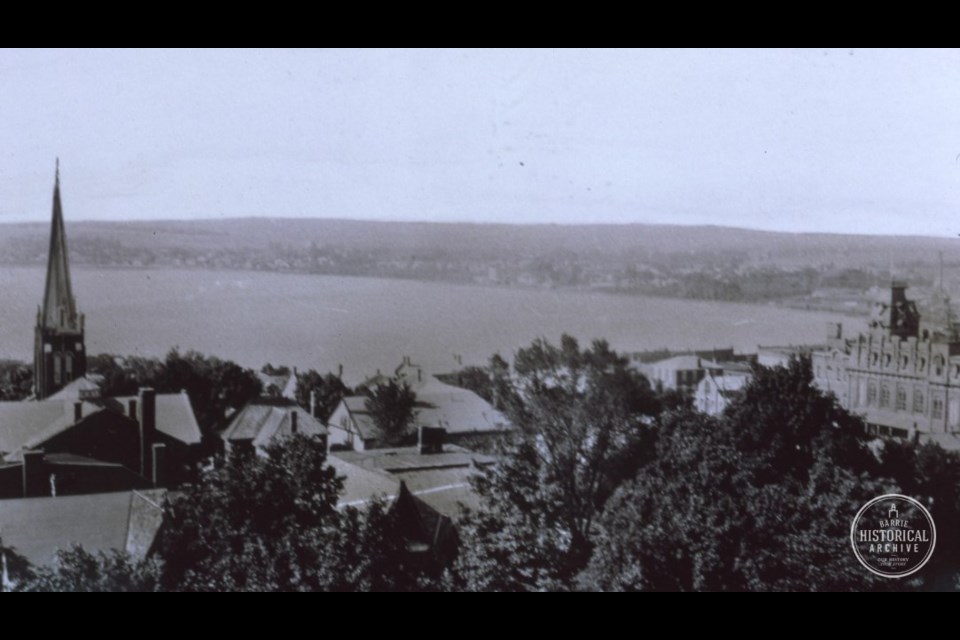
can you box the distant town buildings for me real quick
[811,281,960,447]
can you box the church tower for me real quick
[34,160,86,399]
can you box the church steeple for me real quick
[41,159,79,332]
[34,160,86,399]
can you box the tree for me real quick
[0,360,32,401]
[450,335,659,591]
[16,547,161,593]
[295,369,352,422]
[365,380,417,447]
[579,358,897,591]
[157,434,422,591]
[89,349,263,436]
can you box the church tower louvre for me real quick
[34,160,86,399]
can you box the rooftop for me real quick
[0,489,165,566]
[0,400,100,458]
[105,393,203,445]
[222,400,326,449]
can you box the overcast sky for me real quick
[1,48,959,235]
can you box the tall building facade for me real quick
[34,163,86,399]
[812,282,960,439]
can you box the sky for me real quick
[1,48,959,235]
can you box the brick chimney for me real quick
[22,450,46,498]
[418,426,445,455]
[138,388,157,479]
[151,443,167,487]
[290,410,299,435]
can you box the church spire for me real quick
[41,158,79,331]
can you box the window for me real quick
[933,397,945,419]
[880,385,891,408]
[867,383,878,406]
[53,355,61,385]
[75,341,83,352]
[895,387,907,411]
[44,343,52,354]
[935,356,945,377]
[919,357,927,371]
[64,354,72,380]
[836,365,842,381]
[914,390,925,414]
[871,353,879,366]
[901,355,909,369]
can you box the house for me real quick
[757,344,825,368]
[329,427,495,561]
[327,396,380,451]
[256,369,298,400]
[220,398,326,456]
[0,489,165,568]
[695,369,752,416]
[0,388,203,498]
[328,368,509,452]
[637,355,705,394]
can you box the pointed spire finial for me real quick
[55,157,60,184]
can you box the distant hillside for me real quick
[0,218,956,304]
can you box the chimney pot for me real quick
[138,388,157,478]
[22,450,46,498]
[418,426,446,455]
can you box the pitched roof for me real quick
[221,401,326,449]
[256,372,297,398]
[40,163,81,333]
[327,456,401,509]
[108,393,203,445]
[338,396,381,441]
[332,445,494,519]
[46,375,104,401]
[0,400,100,458]
[410,378,508,434]
[0,489,165,566]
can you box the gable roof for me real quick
[336,396,381,441]
[411,378,508,434]
[46,375,105,401]
[0,489,165,566]
[222,401,326,449]
[0,400,101,458]
[107,393,203,445]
